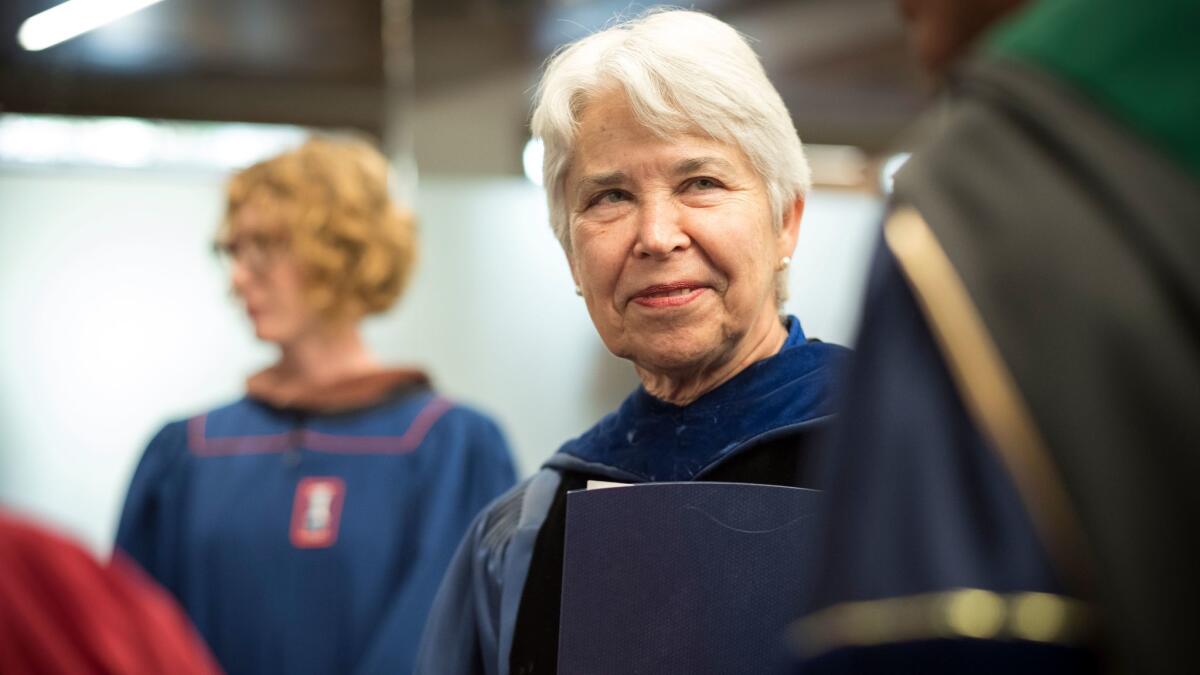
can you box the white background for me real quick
[0,166,882,553]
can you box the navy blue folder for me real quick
[558,481,823,674]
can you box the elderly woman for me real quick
[417,9,849,675]
[115,138,517,675]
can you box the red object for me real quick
[0,510,222,675]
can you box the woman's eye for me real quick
[689,177,720,191]
[590,190,628,207]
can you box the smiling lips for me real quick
[631,282,707,308]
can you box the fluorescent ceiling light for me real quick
[18,0,166,52]
[0,114,310,170]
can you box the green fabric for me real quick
[988,0,1200,178]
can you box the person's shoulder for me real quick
[782,316,852,369]
[772,338,852,422]
[1,512,221,674]
[0,511,82,559]
[804,339,852,366]
[408,396,518,492]
[142,416,194,458]
[783,331,850,377]
[423,396,512,449]
[369,389,495,428]
[191,395,269,434]
[189,396,271,433]
[203,396,255,416]
[473,478,528,556]
[331,392,514,468]
[471,469,562,558]
[142,396,260,460]
[772,337,852,399]
[2,511,121,589]
[435,397,503,429]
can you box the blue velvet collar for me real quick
[545,316,848,483]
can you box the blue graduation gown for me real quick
[416,317,849,675]
[115,382,517,675]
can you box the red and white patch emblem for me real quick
[290,477,345,549]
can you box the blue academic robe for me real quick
[416,316,849,675]
[116,384,517,675]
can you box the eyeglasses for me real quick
[212,233,290,272]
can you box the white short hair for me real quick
[531,8,812,256]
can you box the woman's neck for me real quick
[636,313,789,407]
[275,323,379,385]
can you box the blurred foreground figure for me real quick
[115,138,517,675]
[792,1,1199,674]
[0,511,220,675]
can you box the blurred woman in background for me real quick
[116,137,517,675]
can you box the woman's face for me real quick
[565,92,801,376]
[224,204,321,346]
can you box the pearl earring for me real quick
[778,256,791,271]
[575,286,583,296]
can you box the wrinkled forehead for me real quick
[566,88,750,184]
[572,91,659,151]
[572,82,700,144]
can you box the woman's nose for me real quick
[229,259,254,296]
[632,197,690,259]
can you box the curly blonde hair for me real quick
[222,136,416,322]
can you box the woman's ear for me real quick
[777,195,804,259]
[567,253,582,296]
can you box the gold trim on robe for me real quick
[882,207,1093,592]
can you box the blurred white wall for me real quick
[0,167,881,553]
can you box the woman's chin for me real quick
[614,317,715,362]
[252,323,284,344]
[625,335,724,376]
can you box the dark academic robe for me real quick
[791,2,1200,674]
[416,317,849,675]
[115,369,518,675]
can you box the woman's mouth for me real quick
[631,283,707,308]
